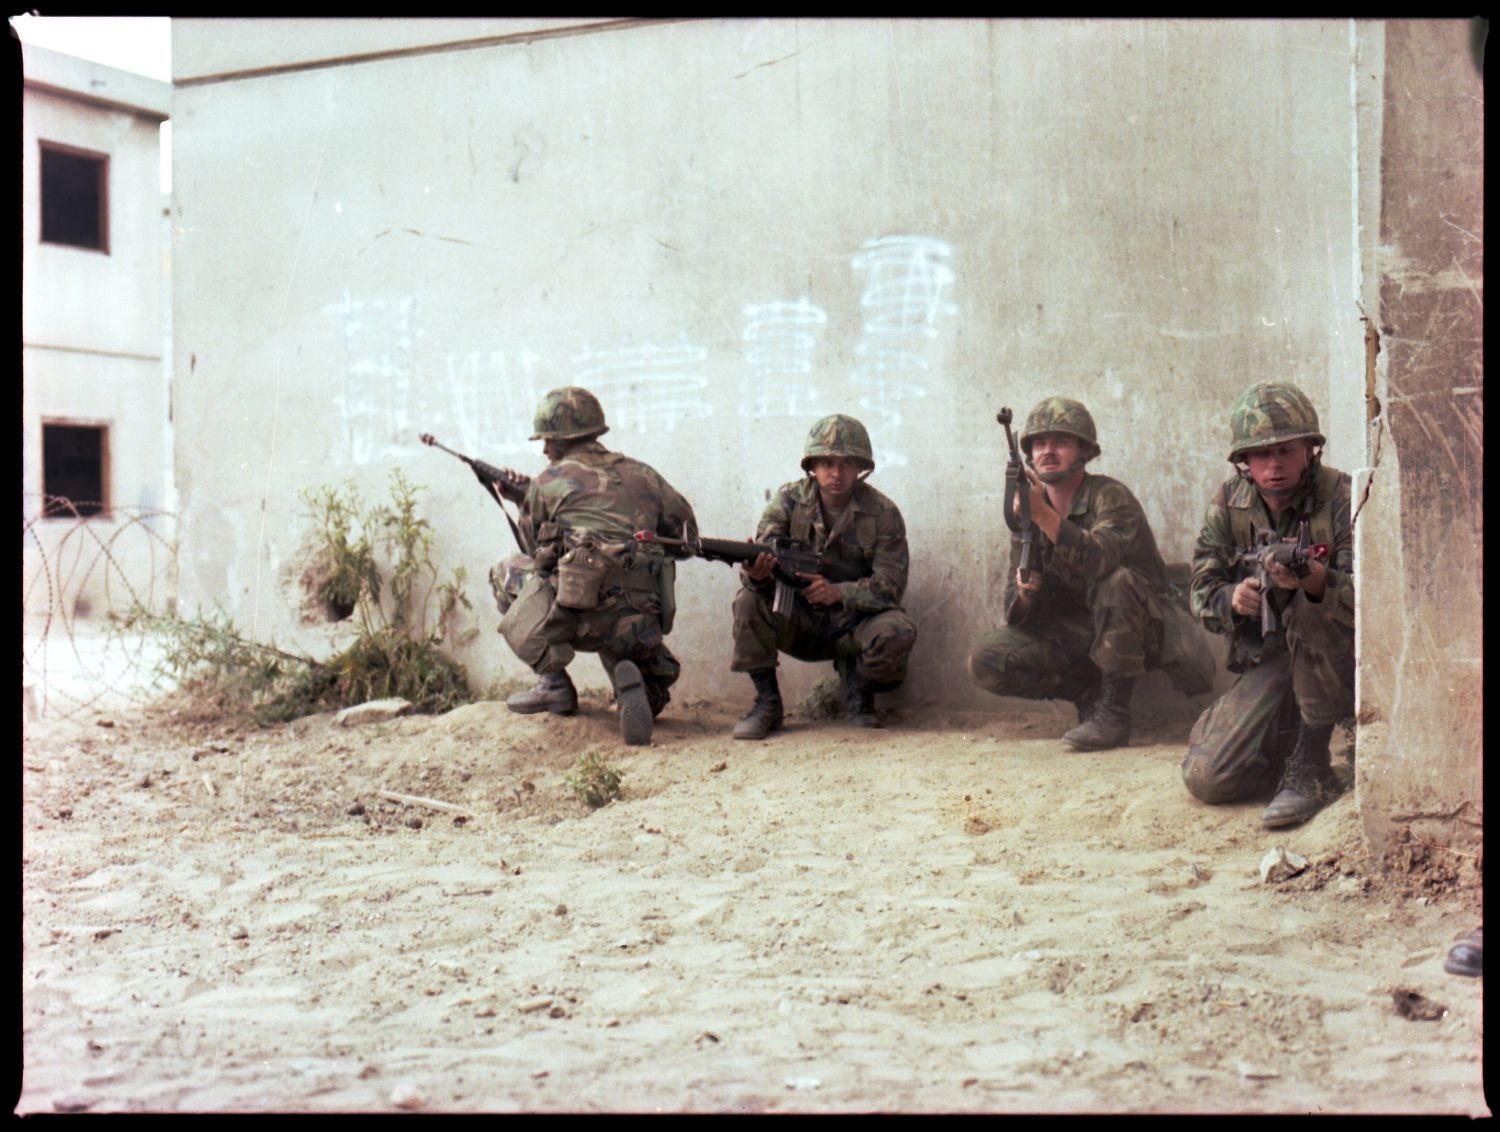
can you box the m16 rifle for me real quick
[1242,518,1330,636]
[996,407,1038,584]
[419,432,533,554]
[634,531,869,617]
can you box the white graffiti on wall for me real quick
[849,236,957,466]
[739,298,830,418]
[442,348,548,457]
[322,290,421,464]
[570,335,711,433]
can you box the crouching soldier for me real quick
[1184,380,1354,827]
[490,386,698,746]
[731,415,916,739]
[967,397,1213,750]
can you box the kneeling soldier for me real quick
[492,386,698,746]
[968,397,1210,750]
[731,415,916,739]
[1184,380,1353,827]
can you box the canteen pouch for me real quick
[555,540,607,611]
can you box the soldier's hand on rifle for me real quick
[1014,465,1056,521]
[797,573,842,606]
[1232,577,1264,617]
[1266,555,1327,598]
[744,552,777,582]
[1015,567,1043,598]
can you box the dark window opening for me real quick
[40,144,109,252]
[42,423,108,518]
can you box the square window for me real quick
[40,144,109,252]
[42,423,108,518]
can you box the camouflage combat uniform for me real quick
[1182,462,1355,802]
[497,441,697,707]
[730,476,916,688]
[967,471,1176,701]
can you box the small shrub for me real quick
[796,676,843,720]
[125,470,475,724]
[567,750,623,809]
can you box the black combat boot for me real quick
[1261,721,1341,828]
[1063,673,1102,725]
[1444,927,1483,978]
[733,669,784,741]
[1061,676,1134,750]
[612,661,653,746]
[644,679,671,719]
[505,670,578,716]
[843,665,880,729]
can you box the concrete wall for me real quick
[171,18,1379,715]
[1354,20,1483,856]
[22,45,175,619]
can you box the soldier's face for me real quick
[810,456,862,502]
[1244,440,1312,497]
[1028,434,1082,476]
[542,439,567,462]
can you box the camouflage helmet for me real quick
[800,414,875,474]
[1227,381,1324,463]
[1019,397,1101,462]
[529,386,609,441]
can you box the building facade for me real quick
[22,44,174,621]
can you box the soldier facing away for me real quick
[730,415,917,739]
[1184,380,1354,827]
[488,386,698,747]
[967,397,1213,750]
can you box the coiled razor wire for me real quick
[22,495,179,720]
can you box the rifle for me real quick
[996,408,1038,584]
[1242,519,1329,636]
[419,432,533,555]
[635,530,869,617]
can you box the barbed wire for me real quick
[22,495,178,720]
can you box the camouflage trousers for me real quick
[729,586,916,687]
[1180,593,1354,804]
[966,565,1164,701]
[498,573,680,695]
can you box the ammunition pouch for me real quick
[656,557,677,635]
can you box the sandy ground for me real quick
[18,681,1488,1115]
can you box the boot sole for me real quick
[732,718,784,741]
[505,700,578,716]
[614,661,653,746]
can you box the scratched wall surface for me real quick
[171,18,1372,712]
[1356,20,1483,855]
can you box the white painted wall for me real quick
[170,18,1368,710]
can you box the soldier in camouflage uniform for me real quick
[967,397,1209,750]
[1184,380,1354,827]
[730,415,916,739]
[487,387,698,747]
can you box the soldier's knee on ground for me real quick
[1181,750,1264,805]
[966,644,1008,696]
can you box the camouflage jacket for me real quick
[750,477,909,614]
[520,441,697,569]
[1189,463,1354,669]
[1005,472,1169,625]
